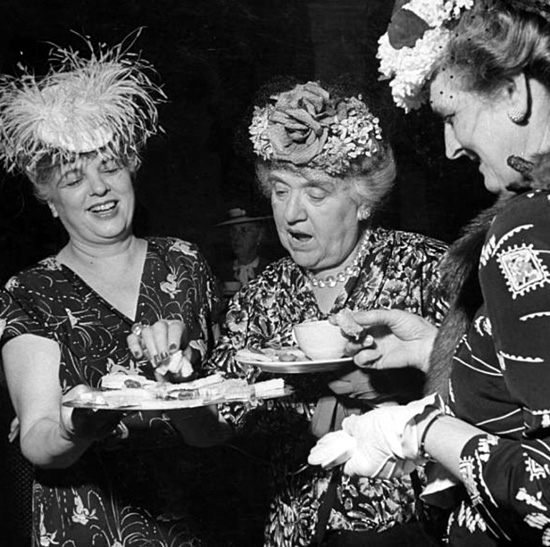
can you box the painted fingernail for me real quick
[169,343,178,353]
[132,349,142,359]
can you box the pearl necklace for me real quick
[306,233,370,289]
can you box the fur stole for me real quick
[426,199,506,397]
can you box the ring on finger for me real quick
[131,322,145,337]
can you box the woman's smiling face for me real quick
[429,69,520,196]
[47,154,136,247]
[259,165,362,273]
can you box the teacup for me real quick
[293,320,347,360]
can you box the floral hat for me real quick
[377,0,474,112]
[248,81,385,176]
[0,30,166,178]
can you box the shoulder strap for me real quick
[311,467,342,546]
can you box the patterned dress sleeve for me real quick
[208,259,312,429]
[0,284,49,345]
[0,289,29,342]
[458,191,550,543]
[415,236,449,326]
[208,290,249,378]
[208,270,284,382]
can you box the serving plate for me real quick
[63,376,292,410]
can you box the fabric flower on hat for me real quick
[274,81,330,112]
[254,82,336,165]
[266,107,329,165]
[377,0,474,112]
[249,81,385,176]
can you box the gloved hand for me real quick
[308,393,444,480]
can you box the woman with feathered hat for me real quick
[0,34,230,546]
[309,0,550,545]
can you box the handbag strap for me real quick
[311,466,342,546]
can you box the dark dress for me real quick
[448,190,550,545]
[210,227,448,547]
[1,237,227,547]
[0,292,52,547]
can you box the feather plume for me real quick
[0,29,166,176]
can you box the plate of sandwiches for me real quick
[63,372,291,410]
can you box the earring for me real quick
[358,208,371,221]
[48,203,58,218]
[508,106,526,124]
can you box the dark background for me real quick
[0,0,496,545]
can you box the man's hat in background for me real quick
[215,204,272,227]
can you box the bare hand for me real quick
[345,309,437,372]
[61,385,125,442]
[127,320,193,380]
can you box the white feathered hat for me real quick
[0,29,166,178]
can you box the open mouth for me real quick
[89,200,118,214]
[288,230,312,243]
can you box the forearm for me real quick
[20,416,92,469]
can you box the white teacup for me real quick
[293,320,347,360]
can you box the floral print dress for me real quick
[447,190,550,546]
[0,237,228,547]
[210,227,448,547]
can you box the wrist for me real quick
[61,408,122,444]
[59,419,96,446]
[402,393,444,460]
[418,413,440,461]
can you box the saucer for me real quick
[235,347,353,374]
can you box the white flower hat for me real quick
[377,0,474,112]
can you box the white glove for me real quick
[308,430,358,469]
[308,394,444,480]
